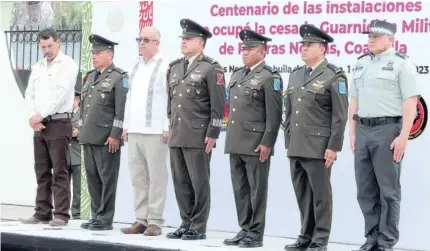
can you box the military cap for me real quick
[299,24,334,44]
[180,18,212,39]
[239,29,272,48]
[362,19,396,36]
[89,34,118,52]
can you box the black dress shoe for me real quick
[375,246,393,251]
[181,229,206,240]
[238,236,263,248]
[166,227,188,239]
[80,219,96,229]
[352,243,376,251]
[285,238,311,251]
[306,244,327,251]
[88,221,113,231]
[224,231,247,245]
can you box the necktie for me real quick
[306,67,312,76]
[242,67,250,79]
[94,71,101,82]
[183,59,189,74]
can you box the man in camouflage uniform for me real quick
[223,29,282,248]
[284,24,348,251]
[165,19,226,241]
[79,34,128,231]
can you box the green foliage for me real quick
[53,2,83,28]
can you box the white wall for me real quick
[0,27,37,205]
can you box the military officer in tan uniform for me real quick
[166,19,226,241]
[223,30,282,248]
[79,34,129,231]
[284,24,348,251]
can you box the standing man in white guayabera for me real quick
[120,27,169,236]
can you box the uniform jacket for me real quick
[68,107,81,166]
[79,63,129,145]
[167,53,226,148]
[225,62,283,156]
[284,59,349,159]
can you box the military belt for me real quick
[354,115,401,126]
[43,113,72,123]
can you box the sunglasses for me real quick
[136,37,158,43]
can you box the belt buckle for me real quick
[378,117,386,125]
[360,118,369,126]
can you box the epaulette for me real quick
[395,52,408,60]
[292,65,304,73]
[263,65,274,72]
[357,53,371,60]
[233,66,243,73]
[326,63,343,74]
[263,65,281,78]
[169,58,182,67]
[84,69,95,76]
[110,67,127,75]
[202,55,218,64]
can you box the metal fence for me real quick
[4,26,82,70]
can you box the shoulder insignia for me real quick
[337,77,347,95]
[202,55,218,64]
[263,65,273,72]
[326,63,343,74]
[85,69,96,75]
[233,66,243,73]
[291,65,304,73]
[112,67,127,75]
[263,65,282,78]
[82,69,95,83]
[395,52,408,60]
[169,58,182,67]
[357,53,371,60]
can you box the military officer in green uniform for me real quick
[79,34,129,231]
[223,30,282,248]
[349,20,420,251]
[67,91,82,219]
[284,24,348,251]
[166,19,226,240]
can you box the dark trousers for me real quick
[290,157,332,245]
[355,122,401,248]
[33,119,72,221]
[169,147,211,233]
[83,144,121,225]
[229,154,270,241]
[69,164,81,219]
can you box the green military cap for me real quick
[299,24,334,44]
[89,34,118,52]
[362,19,396,36]
[239,29,272,49]
[179,18,212,39]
